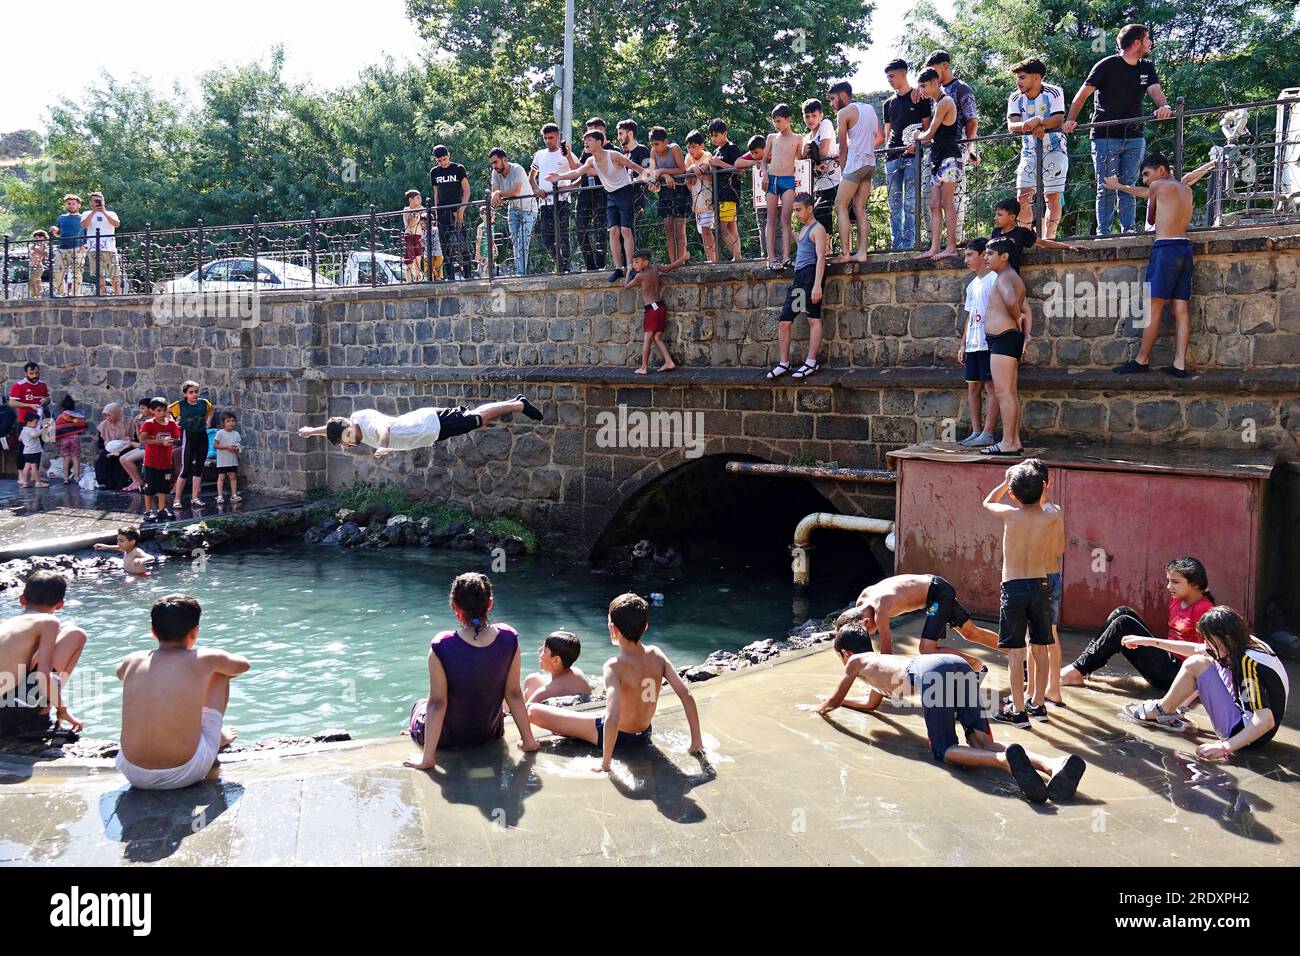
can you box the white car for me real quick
[159,257,332,293]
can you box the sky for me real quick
[2,0,953,132]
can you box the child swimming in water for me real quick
[93,525,155,576]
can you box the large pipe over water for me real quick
[791,512,895,588]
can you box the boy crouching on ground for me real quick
[115,594,249,789]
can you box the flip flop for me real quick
[980,442,1023,456]
[1005,743,1048,804]
[1046,754,1087,803]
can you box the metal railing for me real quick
[3,95,1297,301]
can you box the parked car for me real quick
[341,251,404,286]
[159,257,333,293]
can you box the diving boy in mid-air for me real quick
[298,394,544,458]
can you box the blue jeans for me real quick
[1091,137,1146,235]
[508,206,537,275]
[885,156,918,250]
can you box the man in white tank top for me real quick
[547,129,647,282]
[828,81,883,263]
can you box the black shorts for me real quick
[997,578,1055,649]
[986,328,1024,360]
[606,185,637,229]
[779,265,822,322]
[963,350,992,382]
[905,655,990,760]
[436,407,483,442]
[215,465,239,476]
[179,429,208,479]
[21,452,42,466]
[919,575,971,643]
[142,465,172,496]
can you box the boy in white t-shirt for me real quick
[213,412,243,503]
[18,418,48,488]
[958,237,999,447]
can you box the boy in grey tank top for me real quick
[767,193,828,382]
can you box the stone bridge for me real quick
[3,226,1297,556]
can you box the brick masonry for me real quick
[2,228,1297,551]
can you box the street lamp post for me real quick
[562,0,574,140]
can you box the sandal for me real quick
[1122,699,1190,732]
[766,362,791,380]
[191,498,205,507]
[980,442,1023,456]
[790,360,820,380]
[230,494,242,502]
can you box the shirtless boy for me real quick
[834,573,999,666]
[522,630,592,704]
[527,592,704,771]
[625,249,686,374]
[116,594,250,789]
[980,236,1034,456]
[814,626,1085,804]
[1111,152,1196,378]
[299,394,544,459]
[93,525,155,576]
[983,461,1065,726]
[762,104,805,269]
[0,571,86,736]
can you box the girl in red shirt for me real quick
[1060,556,1214,692]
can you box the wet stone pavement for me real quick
[2,620,1298,867]
[0,479,297,554]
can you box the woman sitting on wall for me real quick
[403,572,539,769]
[95,402,142,491]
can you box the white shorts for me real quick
[115,707,222,790]
[696,211,715,231]
[842,164,876,184]
[1017,151,1068,194]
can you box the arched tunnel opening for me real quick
[592,455,887,624]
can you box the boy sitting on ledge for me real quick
[299,395,544,459]
[527,593,705,771]
[522,630,592,704]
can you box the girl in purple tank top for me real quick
[404,572,539,769]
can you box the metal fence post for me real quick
[912,146,924,252]
[252,216,260,292]
[2,235,9,300]
[196,218,205,292]
[48,233,56,298]
[309,210,318,289]
[424,204,433,283]
[552,192,561,275]
[144,223,153,294]
[1173,96,1186,180]
[93,230,102,297]
[486,193,495,280]
[1034,148,1046,234]
[368,204,377,288]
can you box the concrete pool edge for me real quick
[0,639,837,780]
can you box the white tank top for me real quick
[592,149,633,192]
[843,101,879,173]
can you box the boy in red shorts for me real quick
[625,249,685,375]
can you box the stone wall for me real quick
[1,226,1297,552]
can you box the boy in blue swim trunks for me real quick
[814,627,1086,804]
[1112,152,1195,378]
[527,593,704,771]
[761,104,804,269]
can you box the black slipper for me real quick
[1046,754,1087,803]
[980,442,1023,456]
[1112,359,1150,375]
[1159,365,1188,379]
[516,394,544,421]
[1006,743,1048,804]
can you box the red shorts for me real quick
[643,302,667,333]
[403,233,424,263]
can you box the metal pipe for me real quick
[725,460,896,484]
[791,512,895,589]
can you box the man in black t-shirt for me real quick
[881,58,932,250]
[989,198,1078,272]
[617,119,652,241]
[429,145,473,279]
[1064,23,1173,235]
[704,118,745,261]
[574,117,616,271]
